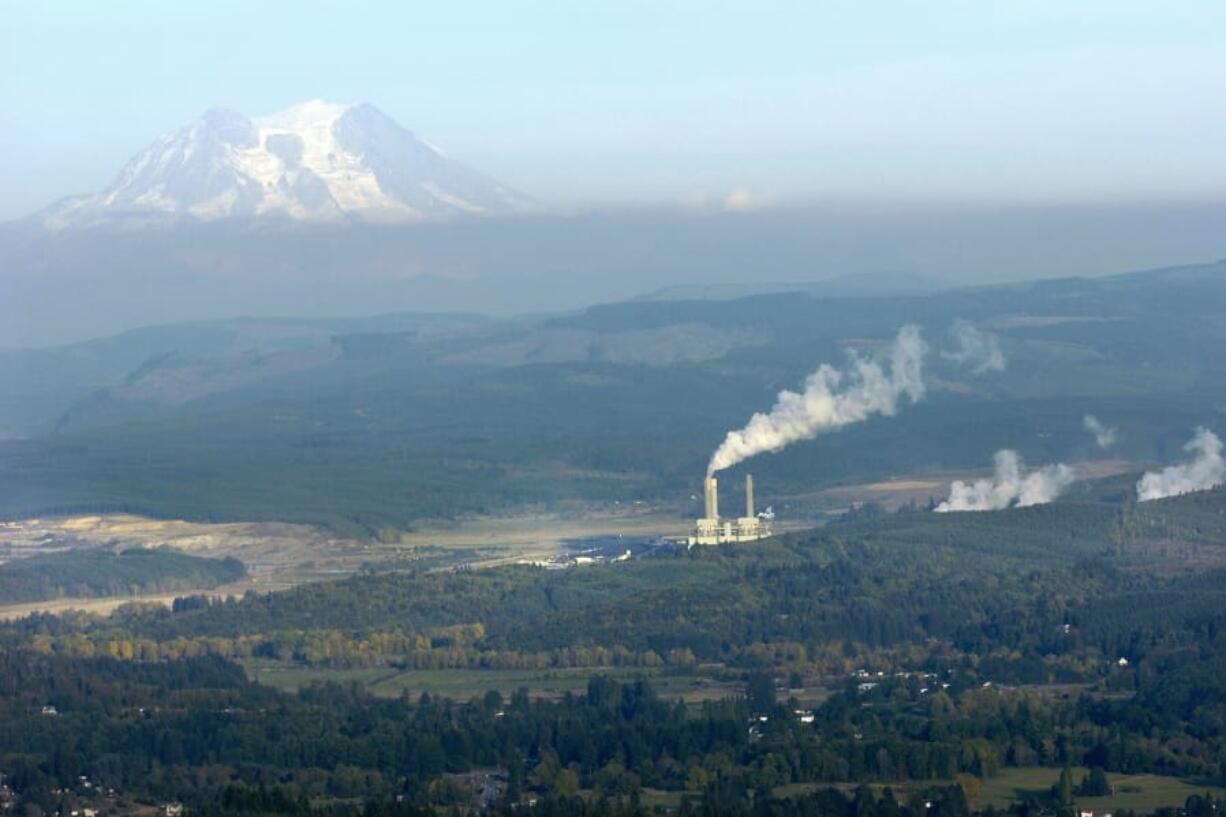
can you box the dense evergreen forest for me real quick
[0,548,245,604]
[0,649,1223,815]
[1,488,1224,814]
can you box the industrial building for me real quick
[688,473,771,546]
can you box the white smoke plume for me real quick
[1083,414,1118,449]
[1136,427,1225,501]
[707,325,927,474]
[942,319,1005,374]
[936,449,1077,512]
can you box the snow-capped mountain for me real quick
[40,100,530,228]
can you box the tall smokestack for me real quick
[704,475,719,520]
[746,474,754,518]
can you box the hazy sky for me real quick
[3,0,1226,219]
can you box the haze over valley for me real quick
[5,101,1226,347]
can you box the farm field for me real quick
[976,767,1226,812]
[239,660,758,704]
[774,769,1226,813]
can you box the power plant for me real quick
[688,473,771,546]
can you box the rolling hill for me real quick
[1,260,1224,533]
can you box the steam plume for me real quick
[936,450,1076,512]
[942,319,1005,374]
[1136,427,1225,501]
[1083,414,1117,449]
[707,325,926,474]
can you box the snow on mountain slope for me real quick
[40,101,530,228]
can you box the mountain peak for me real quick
[38,101,529,229]
[254,99,351,130]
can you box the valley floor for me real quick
[0,457,1139,620]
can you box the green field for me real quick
[771,769,1226,814]
[977,767,1226,812]
[241,659,745,702]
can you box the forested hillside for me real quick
[2,262,1225,534]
